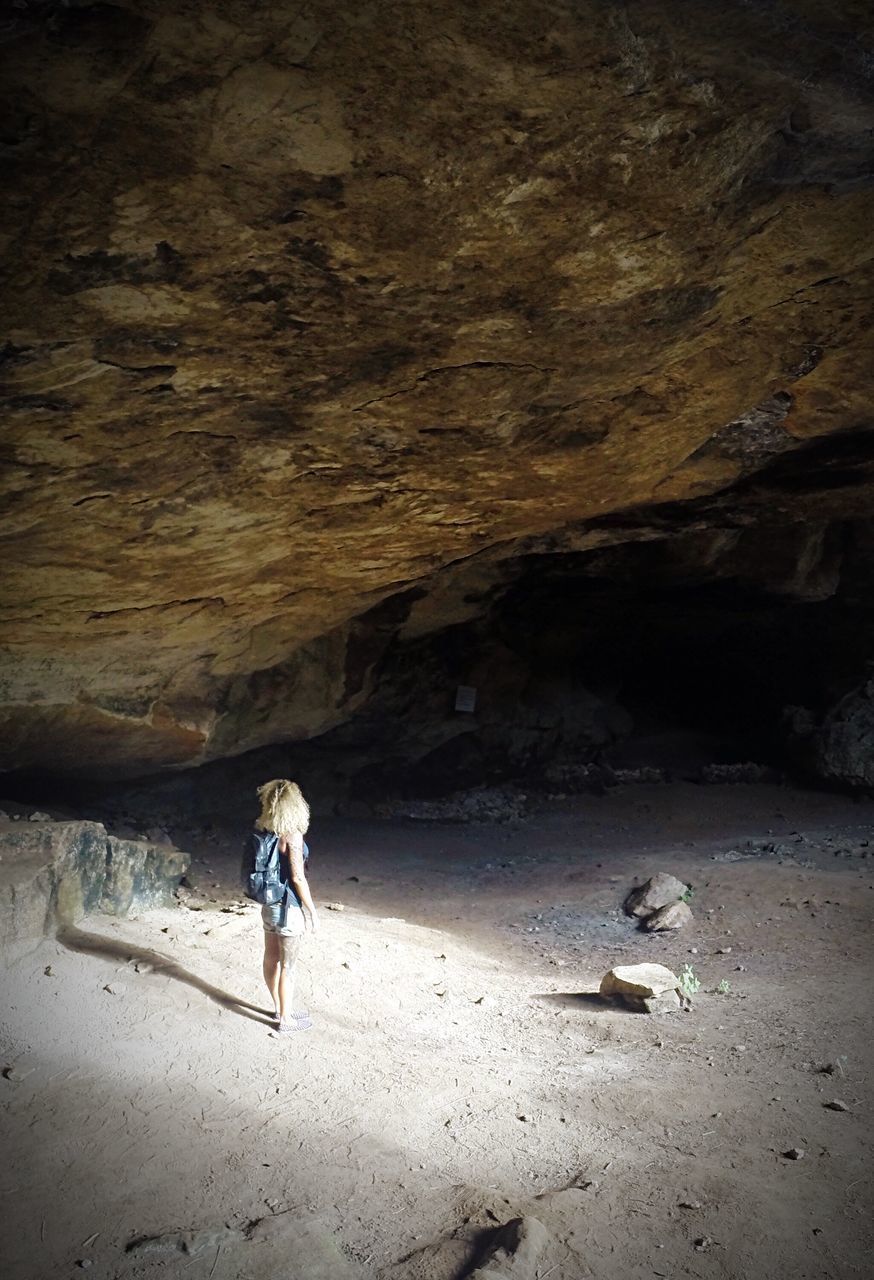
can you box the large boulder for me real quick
[0,819,188,954]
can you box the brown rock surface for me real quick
[1,1,873,774]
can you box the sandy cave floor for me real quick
[1,782,873,1280]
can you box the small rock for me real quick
[716,946,732,954]
[76,1262,92,1270]
[325,902,345,911]
[694,1236,713,1252]
[625,873,689,918]
[643,900,694,932]
[679,1200,702,1210]
[782,1147,805,1160]
[823,1100,849,1112]
[43,965,54,977]
[29,811,52,822]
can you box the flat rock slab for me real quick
[600,963,681,1000]
[625,873,689,918]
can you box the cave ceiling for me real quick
[1,0,873,776]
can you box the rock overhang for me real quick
[1,0,873,777]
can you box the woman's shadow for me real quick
[56,923,275,1026]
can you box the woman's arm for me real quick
[280,832,319,932]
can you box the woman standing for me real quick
[254,778,319,1034]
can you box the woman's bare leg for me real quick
[277,936,301,1024]
[263,931,281,1017]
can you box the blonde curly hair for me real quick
[255,779,310,835]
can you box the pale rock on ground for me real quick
[600,962,683,1012]
[624,872,689,918]
[599,962,681,999]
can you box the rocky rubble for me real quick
[375,786,529,824]
[697,763,782,785]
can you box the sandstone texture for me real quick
[1,1,874,777]
[0,818,188,952]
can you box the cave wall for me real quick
[0,816,188,954]
[46,514,870,825]
[1,0,874,777]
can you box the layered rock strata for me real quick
[1,0,873,775]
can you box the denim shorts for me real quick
[261,900,305,937]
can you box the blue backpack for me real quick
[241,832,310,906]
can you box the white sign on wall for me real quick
[454,685,477,713]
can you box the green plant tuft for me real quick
[679,963,701,998]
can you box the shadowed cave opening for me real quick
[331,522,873,805]
[8,517,873,828]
